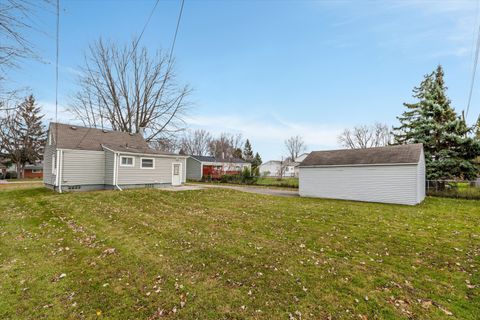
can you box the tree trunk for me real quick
[16,162,23,179]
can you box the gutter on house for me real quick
[55,149,63,193]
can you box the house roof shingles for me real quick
[50,123,174,155]
[300,144,423,167]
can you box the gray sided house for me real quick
[44,123,187,192]
[186,155,251,181]
[299,144,425,205]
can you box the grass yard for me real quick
[0,185,479,319]
[255,177,299,188]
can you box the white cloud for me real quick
[38,100,75,124]
[186,113,344,160]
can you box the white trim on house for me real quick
[171,162,182,186]
[299,162,418,168]
[114,153,122,191]
[120,156,135,167]
[140,157,155,169]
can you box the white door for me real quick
[172,163,182,186]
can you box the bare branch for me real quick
[338,122,392,149]
[68,37,191,141]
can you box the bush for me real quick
[5,171,17,179]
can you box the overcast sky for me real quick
[6,0,480,160]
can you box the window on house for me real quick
[173,163,180,175]
[120,156,134,167]
[52,155,56,173]
[32,169,42,173]
[141,158,154,169]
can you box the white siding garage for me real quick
[299,144,425,205]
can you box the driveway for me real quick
[188,183,299,197]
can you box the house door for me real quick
[172,163,182,186]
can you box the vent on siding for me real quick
[67,185,81,190]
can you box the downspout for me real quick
[56,149,62,193]
[114,153,122,191]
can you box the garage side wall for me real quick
[299,164,419,205]
[186,157,202,180]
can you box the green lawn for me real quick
[255,177,299,188]
[0,185,479,319]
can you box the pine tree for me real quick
[243,139,254,162]
[252,152,262,169]
[393,66,480,180]
[0,95,46,178]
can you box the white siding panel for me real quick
[186,157,202,180]
[104,150,115,185]
[61,150,106,185]
[117,154,186,185]
[299,164,419,205]
[43,143,56,185]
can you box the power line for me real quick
[131,0,160,56]
[55,0,59,142]
[466,2,480,120]
[169,0,185,62]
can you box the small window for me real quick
[141,158,154,169]
[120,156,134,167]
[32,169,42,173]
[173,164,180,175]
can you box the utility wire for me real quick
[55,0,59,143]
[131,0,160,57]
[169,0,185,62]
[466,3,480,120]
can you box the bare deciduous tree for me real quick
[284,135,307,161]
[69,38,191,143]
[180,129,212,156]
[338,122,392,149]
[0,0,50,104]
[208,132,243,159]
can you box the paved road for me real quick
[188,183,299,197]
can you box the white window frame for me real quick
[120,156,135,167]
[140,157,155,169]
[32,169,42,173]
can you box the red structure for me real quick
[23,164,43,179]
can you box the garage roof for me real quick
[300,144,423,167]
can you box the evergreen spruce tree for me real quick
[0,95,46,178]
[252,152,262,169]
[393,66,480,180]
[243,139,254,162]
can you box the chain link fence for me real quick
[426,180,480,200]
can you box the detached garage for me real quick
[299,144,425,205]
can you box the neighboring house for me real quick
[44,123,187,192]
[24,163,43,179]
[294,153,309,163]
[260,155,307,178]
[0,163,6,178]
[259,160,282,177]
[299,144,425,205]
[186,155,251,180]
